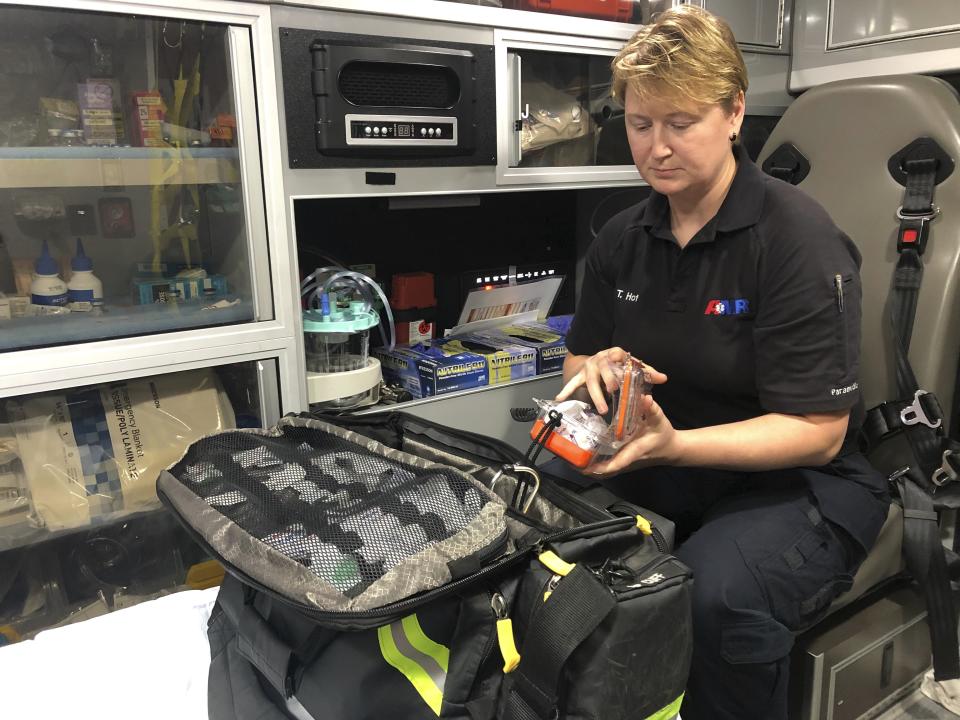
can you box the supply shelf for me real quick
[0,147,241,189]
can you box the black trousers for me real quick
[546,459,888,720]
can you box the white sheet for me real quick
[0,587,218,720]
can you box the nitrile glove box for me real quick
[434,336,537,385]
[374,345,488,398]
[473,321,567,374]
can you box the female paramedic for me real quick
[557,6,890,720]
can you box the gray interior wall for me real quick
[792,0,960,91]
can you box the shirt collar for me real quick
[639,143,766,242]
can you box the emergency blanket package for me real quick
[158,413,693,720]
[3,369,235,531]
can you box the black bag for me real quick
[158,412,693,720]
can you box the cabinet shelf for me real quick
[0,147,240,189]
[0,298,254,352]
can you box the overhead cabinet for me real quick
[792,0,960,90]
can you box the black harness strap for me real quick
[898,475,960,680]
[861,142,960,681]
[499,565,616,720]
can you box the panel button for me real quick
[428,128,435,137]
[381,127,388,135]
[373,127,380,135]
[364,126,372,136]
[435,128,442,136]
[420,128,427,137]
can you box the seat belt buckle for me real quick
[900,389,943,429]
[932,449,960,487]
[896,206,939,255]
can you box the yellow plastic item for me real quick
[0,625,21,644]
[635,515,653,536]
[537,550,575,577]
[186,559,226,589]
[497,618,521,673]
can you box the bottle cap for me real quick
[35,239,59,276]
[71,238,93,272]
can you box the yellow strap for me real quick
[378,618,447,715]
[402,614,450,673]
[538,550,575,576]
[185,560,225,590]
[0,625,21,644]
[644,693,684,720]
[636,514,653,536]
[496,618,521,673]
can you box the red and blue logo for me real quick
[704,298,750,315]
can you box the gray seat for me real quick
[757,74,960,609]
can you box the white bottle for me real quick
[30,239,68,307]
[67,238,103,311]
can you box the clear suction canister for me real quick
[300,266,395,410]
[303,300,375,374]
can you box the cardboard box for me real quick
[77,81,121,145]
[474,321,567,374]
[130,91,166,147]
[374,345,488,398]
[435,336,537,385]
[133,275,228,305]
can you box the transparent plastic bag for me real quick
[3,369,236,531]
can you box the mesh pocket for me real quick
[168,424,498,600]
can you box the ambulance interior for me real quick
[1,1,960,719]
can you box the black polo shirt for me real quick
[566,143,887,550]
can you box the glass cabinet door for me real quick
[0,358,279,641]
[496,31,641,184]
[0,6,270,353]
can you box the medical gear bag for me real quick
[157,412,692,720]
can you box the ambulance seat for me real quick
[757,74,960,611]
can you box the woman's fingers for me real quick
[555,371,585,402]
[641,362,668,385]
[585,369,609,414]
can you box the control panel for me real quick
[345,114,458,146]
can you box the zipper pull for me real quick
[834,274,844,313]
[491,592,520,673]
[543,573,562,602]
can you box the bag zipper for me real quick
[608,556,691,595]
[158,482,636,629]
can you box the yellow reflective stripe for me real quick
[538,550,575,576]
[377,619,446,716]
[644,693,684,720]
[402,614,450,674]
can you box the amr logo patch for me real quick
[704,298,750,316]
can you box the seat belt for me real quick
[860,141,960,680]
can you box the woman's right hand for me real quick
[556,347,666,415]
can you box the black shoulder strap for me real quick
[897,475,960,680]
[863,138,960,681]
[499,565,616,720]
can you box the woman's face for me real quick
[624,87,744,202]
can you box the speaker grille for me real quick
[339,61,460,109]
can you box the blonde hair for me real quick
[611,5,748,111]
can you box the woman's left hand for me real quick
[589,392,685,475]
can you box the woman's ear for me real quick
[730,91,746,136]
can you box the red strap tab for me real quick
[902,228,919,244]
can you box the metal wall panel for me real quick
[793,0,960,91]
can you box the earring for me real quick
[729,131,738,142]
